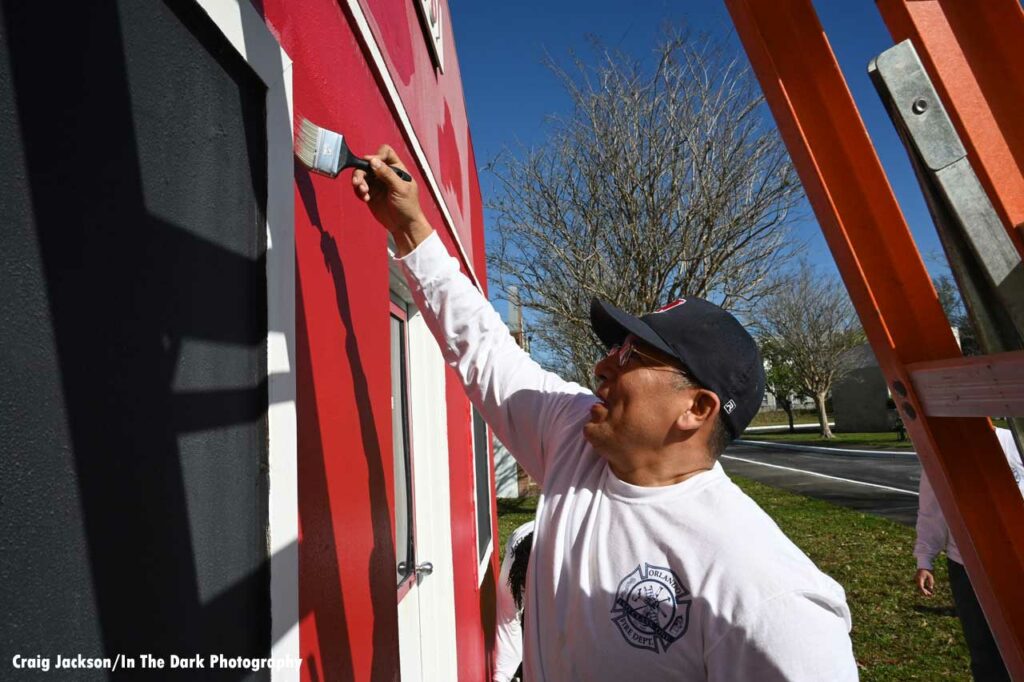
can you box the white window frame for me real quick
[413,0,445,72]
[391,296,420,602]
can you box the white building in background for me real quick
[495,287,532,498]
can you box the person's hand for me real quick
[916,568,935,597]
[351,144,433,255]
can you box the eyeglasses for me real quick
[605,337,693,380]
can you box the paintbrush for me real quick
[294,117,412,182]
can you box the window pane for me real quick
[391,314,414,584]
[473,408,492,560]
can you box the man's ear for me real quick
[675,389,720,431]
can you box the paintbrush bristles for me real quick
[295,117,345,177]
[294,118,321,170]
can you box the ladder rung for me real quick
[907,350,1024,417]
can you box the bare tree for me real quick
[761,339,806,433]
[486,29,804,385]
[933,274,979,355]
[752,264,865,439]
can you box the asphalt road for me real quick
[721,442,922,526]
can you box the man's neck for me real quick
[608,452,714,487]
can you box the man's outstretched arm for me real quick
[353,146,593,482]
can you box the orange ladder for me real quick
[725,0,1024,677]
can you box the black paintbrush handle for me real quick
[348,156,412,182]
[389,166,413,182]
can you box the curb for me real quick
[735,439,918,460]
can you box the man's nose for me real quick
[594,352,617,382]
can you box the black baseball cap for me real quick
[590,297,766,437]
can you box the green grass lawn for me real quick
[497,478,970,680]
[744,430,916,451]
[748,409,820,427]
[497,496,540,555]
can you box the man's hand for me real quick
[351,144,434,256]
[915,568,935,597]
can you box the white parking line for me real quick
[721,455,918,496]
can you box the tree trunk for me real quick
[781,398,795,433]
[815,392,834,439]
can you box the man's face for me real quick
[583,335,696,465]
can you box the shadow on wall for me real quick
[295,163,400,680]
[2,1,402,678]
[1,1,284,677]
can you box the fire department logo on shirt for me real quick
[610,563,691,653]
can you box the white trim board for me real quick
[345,0,483,292]
[193,1,299,679]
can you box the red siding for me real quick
[354,0,480,254]
[255,0,492,679]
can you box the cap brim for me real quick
[589,298,674,357]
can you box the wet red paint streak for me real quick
[438,101,464,214]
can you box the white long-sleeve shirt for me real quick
[915,428,1024,570]
[494,521,535,682]
[398,232,857,681]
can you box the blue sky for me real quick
[450,0,947,284]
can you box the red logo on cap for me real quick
[654,299,686,314]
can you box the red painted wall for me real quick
[354,0,480,255]
[253,0,497,679]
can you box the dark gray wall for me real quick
[833,344,892,433]
[1,1,270,678]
